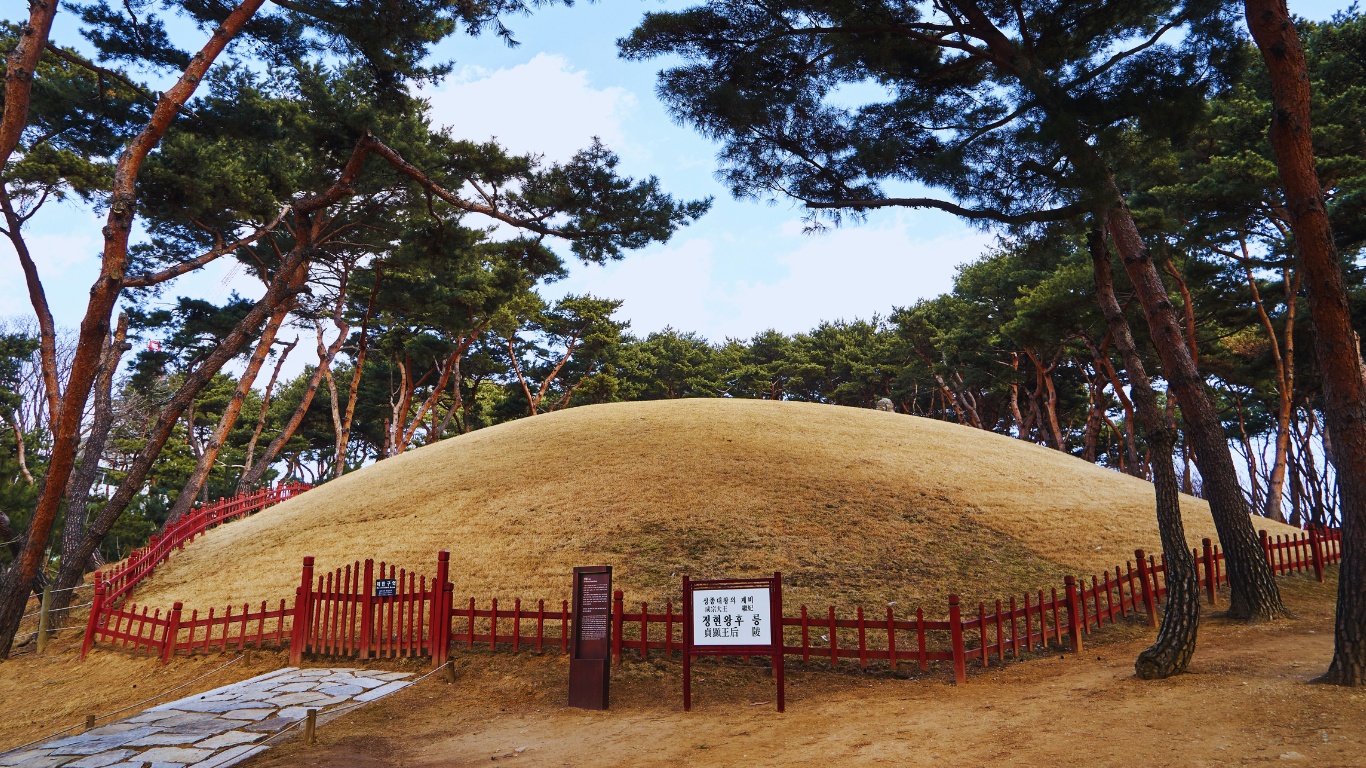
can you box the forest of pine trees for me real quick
[2,0,1364,681]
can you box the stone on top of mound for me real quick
[130,399,1295,612]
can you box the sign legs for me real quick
[683,575,692,711]
[682,572,784,713]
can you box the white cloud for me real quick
[0,205,104,328]
[422,53,636,163]
[718,215,992,336]
[550,210,993,341]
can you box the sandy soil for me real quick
[243,573,1364,768]
[0,627,292,753]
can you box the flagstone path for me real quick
[0,667,413,768]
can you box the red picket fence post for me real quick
[359,559,374,660]
[161,602,183,665]
[1259,529,1272,568]
[440,581,453,665]
[612,590,625,665]
[948,594,966,685]
[1134,549,1157,627]
[289,556,315,665]
[80,581,106,661]
[639,601,649,660]
[430,551,450,667]
[1064,576,1083,653]
[886,605,897,670]
[490,597,498,651]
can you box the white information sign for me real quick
[692,587,770,646]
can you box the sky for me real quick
[1,0,1354,352]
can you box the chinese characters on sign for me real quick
[682,573,784,712]
[692,588,771,645]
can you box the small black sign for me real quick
[374,578,397,598]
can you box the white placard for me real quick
[692,587,770,646]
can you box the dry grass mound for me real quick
[132,399,1294,612]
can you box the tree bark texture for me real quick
[0,0,268,657]
[0,0,59,165]
[1103,193,1286,622]
[50,314,128,621]
[1091,229,1200,678]
[1246,0,1366,684]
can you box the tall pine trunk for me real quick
[49,315,128,621]
[236,324,345,491]
[1246,0,1366,685]
[242,336,297,481]
[163,301,291,527]
[1091,229,1200,678]
[0,0,270,657]
[52,254,309,615]
[333,267,381,478]
[1101,189,1286,622]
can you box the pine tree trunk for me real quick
[1102,193,1286,622]
[242,336,298,481]
[49,316,128,621]
[334,270,381,478]
[163,301,290,527]
[1246,0,1366,685]
[50,255,308,617]
[0,0,270,657]
[1091,229,1200,678]
[236,325,344,491]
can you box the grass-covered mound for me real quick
[131,399,1295,611]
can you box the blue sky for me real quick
[1,0,1353,350]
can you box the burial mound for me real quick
[131,399,1294,611]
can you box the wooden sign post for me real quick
[568,565,612,710]
[682,572,784,712]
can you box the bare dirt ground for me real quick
[242,573,1365,768]
[0,631,292,753]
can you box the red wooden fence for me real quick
[428,525,1344,686]
[98,483,310,605]
[288,553,453,666]
[82,507,1343,687]
[81,483,309,661]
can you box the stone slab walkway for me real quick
[0,667,413,768]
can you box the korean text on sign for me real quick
[692,587,771,646]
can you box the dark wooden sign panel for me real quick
[373,578,397,598]
[683,572,784,712]
[569,565,612,710]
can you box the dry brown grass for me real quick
[131,399,1295,613]
[244,573,1361,768]
[0,616,291,752]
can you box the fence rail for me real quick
[80,483,310,661]
[82,499,1343,686]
